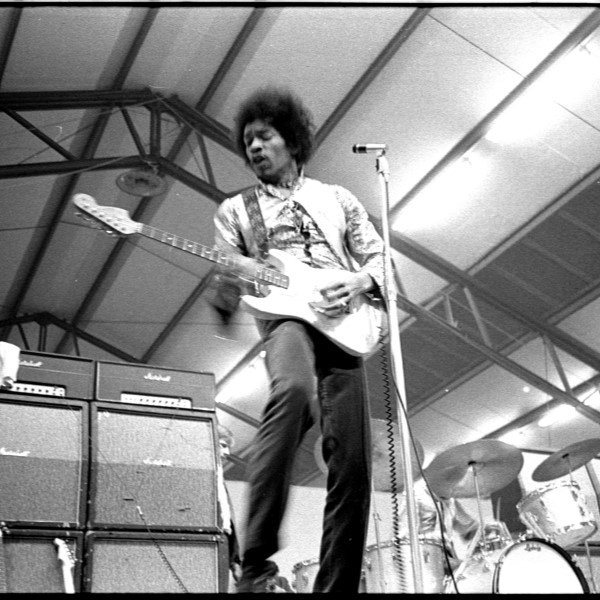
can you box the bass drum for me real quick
[362,538,446,593]
[292,557,367,593]
[292,557,319,593]
[444,538,589,594]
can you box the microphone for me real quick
[352,143,387,154]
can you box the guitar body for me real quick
[241,249,385,357]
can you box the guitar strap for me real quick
[242,187,269,260]
[242,186,348,269]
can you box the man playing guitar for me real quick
[211,86,389,593]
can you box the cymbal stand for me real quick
[471,463,488,550]
[584,462,600,593]
[460,463,490,561]
[370,147,424,592]
[369,489,386,593]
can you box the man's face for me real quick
[219,439,231,458]
[243,119,296,184]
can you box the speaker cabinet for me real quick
[0,394,88,528]
[83,530,228,593]
[95,360,215,410]
[0,528,83,593]
[89,403,219,531]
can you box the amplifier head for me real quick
[5,351,95,399]
[95,361,215,410]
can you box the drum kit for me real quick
[294,435,600,594]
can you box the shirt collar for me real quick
[258,169,305,198]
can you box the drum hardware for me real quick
[369,494,386,594]
[471,520,513,555]
[581,540,598,593]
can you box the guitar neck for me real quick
[138,224,288,288]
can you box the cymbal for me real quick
[424,439,523,499]
[313,418,424,492]
[532,438,600,482]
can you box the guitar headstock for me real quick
[54,538,75,569]
[72,193,140,236]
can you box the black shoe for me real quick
[236,560,279,593]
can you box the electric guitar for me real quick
[72,193,386,357]
[54,538,76,593]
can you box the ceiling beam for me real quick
[389,7,600,219]
[0,8,21,86]
[0,89,158,110]
[316,7,430,147]
[112,8,160,89]
[4,109,77,160]
[141,269,217,364]
[165,6,265,162]
[162,95,235,154]
[396,292,600,426]
[0,156,147,179]
[156,156,227,202]
[0,312,140,362]
[389,230,600,375]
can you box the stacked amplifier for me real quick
[0,351,228,593]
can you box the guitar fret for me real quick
[256,267,288,288]
[139,224,288,287]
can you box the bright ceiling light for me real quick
[393,153,485,232]
[485,91,557,144]
[538,404,577,428]
[536,44,597,103]
[486,45,597,146]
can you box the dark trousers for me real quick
[243,319,372,593]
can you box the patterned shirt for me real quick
[214,174,387,293]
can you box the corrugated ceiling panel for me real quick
[3,7,142,91]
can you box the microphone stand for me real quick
[371,148,424,593]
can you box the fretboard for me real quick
[139,224,288,289]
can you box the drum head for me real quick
[493,538,589,594]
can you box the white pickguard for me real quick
[240,250,386,357]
